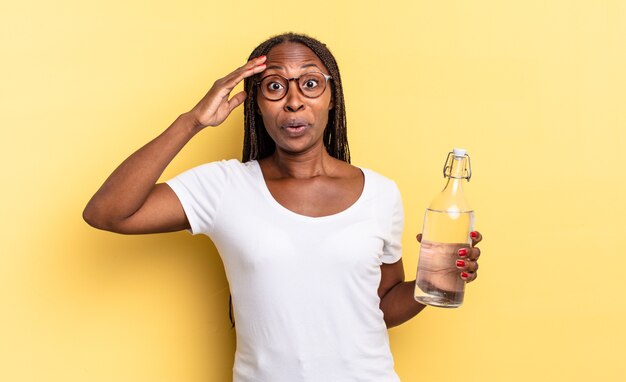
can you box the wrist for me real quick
[177,112,205,136]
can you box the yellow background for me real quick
[2,0,625,381]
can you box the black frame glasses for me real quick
[256,72,333,101]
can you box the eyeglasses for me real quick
[256,72,332,101]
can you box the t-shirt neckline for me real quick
[250,160,368,221]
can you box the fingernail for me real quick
[461,272,469,279]
[456,260,465,267]
[258,55,266,59]
[458,248,468,257]
[470,231,478,239]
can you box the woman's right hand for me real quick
[188,55,267,129]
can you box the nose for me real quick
[283,80,304,112]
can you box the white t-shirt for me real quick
[167,159,404,382]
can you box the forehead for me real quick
[264,42,327,73]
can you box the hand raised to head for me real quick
[188,55,267,129]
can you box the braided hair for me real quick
[242,32,350,164]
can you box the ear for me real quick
[328,95,334,110]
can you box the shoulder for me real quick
[197,158,246,170]
[352,165,403,216]
[359,166,400,195]
[167,159,258,190]
[184,158,255,176]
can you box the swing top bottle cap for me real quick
[453,148,467,158]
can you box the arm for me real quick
[83,56,267,234]
[378,259,426,329]
[83,114,199,234]
[378,232,482,328]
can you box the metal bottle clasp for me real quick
[443,151,472,181]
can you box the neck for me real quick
[269,146,336,179]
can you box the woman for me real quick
[84,32,482,382]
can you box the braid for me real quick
[242,33,350,164]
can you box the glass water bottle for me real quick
[414,148,474,308]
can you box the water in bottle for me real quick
[414,148,474,308]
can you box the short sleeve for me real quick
[381,183,404,264]
[165,160,232,235]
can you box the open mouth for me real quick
[285,124,306,132]
[281,120,309,135]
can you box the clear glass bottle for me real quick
[414,148,474,308]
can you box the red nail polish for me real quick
[470,231,478,239]
[456,260,465,267]
[458,248,468,257]
[461,272,469,279]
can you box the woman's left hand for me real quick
[457,231,482,283]
[416,230,482,283]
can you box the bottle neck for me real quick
[447,155,468,180]
[444,175,463,195]
[430,155,472,212]
[443,172,464,196]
